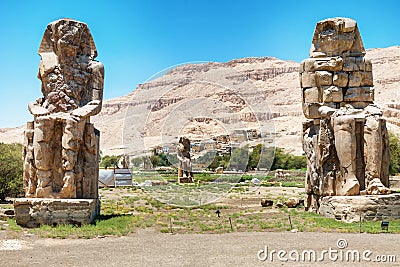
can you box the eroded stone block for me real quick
[355,57,365,71]
[315,71,333,86]
[348,72,363,87]
[301,72,316,88]
[333,72,348,87]
[343,57,358,71]
[365,59,372,71]
[313,57,343,71]
[361,71,373,86]
[302,103,322,119]
[304,87,320,103]
[302,58,316,72]
[339,101,370,109]
[344,87,374,102]
[322,86,343,102]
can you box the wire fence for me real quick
[164,212,400,234]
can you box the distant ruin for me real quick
[300,18,391,212]
[177,137,194,183]
[15,19,104,227]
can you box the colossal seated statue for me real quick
[300,18,390,211]
[23,19,104,199]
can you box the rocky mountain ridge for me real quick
[1,46,399,156]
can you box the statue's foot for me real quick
[342,177,360,196]
[366,178,391,195]
[305,194,319,212]
[35,186,53,198]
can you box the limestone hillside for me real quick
[1,46,399,156]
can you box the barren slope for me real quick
[1,46,399,156]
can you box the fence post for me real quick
[113,166,116,187]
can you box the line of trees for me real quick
[130,149,178,168]
[1,133,400,200]
[203,144,306,171]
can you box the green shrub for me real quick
[389,132,400,175]
[0,143,23,201]
[272,148,306,170]
[100,155,120,168]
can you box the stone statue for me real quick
[177,137,194,183]
[300,18,390,211]
[23,19,104,199]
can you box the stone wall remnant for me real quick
[300,18,390,211]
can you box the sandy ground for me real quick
[1,186,399,266]
[1,229,399,267]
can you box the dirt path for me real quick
[1,230,399,266]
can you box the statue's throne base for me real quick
[319,193,400,222]
[178,177,194,183]
[14,198,100,228]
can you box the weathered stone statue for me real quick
[24,18,103,199]
[300,18,390,211]
[177,137,194,183]
[15,19,103,227]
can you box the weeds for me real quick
[4,183,400,238]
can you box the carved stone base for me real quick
[14,198,100,228]
[178,177,194,183]
[390,177,400,190]
[319,193,400,222]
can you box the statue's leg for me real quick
[364,116,382,182]
[33,116,55,197]
[318,119,337,197]
[364,116,390,194]
[381,120,390,187]
[25,146,37,197]
[60,118,85,198]
[24,122,37,197]
[303,121,321,211]
[82,123,100,199]
[187,160,193,181]
[60,171,76,198]
[36,170,53,197]
[62,118,84,170]
[178,160,183,178]
[183,158,192,179]
[332,116,360,195]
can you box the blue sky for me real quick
[0,0,399,128]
